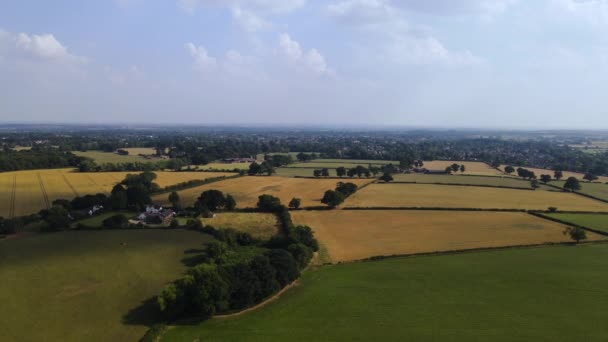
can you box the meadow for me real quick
[190,162,251,170]
[177,212,279,240]
[500,165,608,183]
[344,183,608,211]
[422,160,503,175]
[0,169,233,217]
[543,213,608,234]
[391,173,537,189]
[162,244,608,342]
[550,180,608,201]
[153,176,373,208]
[0,229,212,342]
[290,210,598,262]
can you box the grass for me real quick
[73,211,138,228]
[162,244,608,342]
[345,183,608,211]
[290,210,602,262]
[422,160,503,176]
[177,212,279,240]
[72,150,161,164]
[0,229,212,342]
[153,176,373,208]
[285,161,395,169]
[0,169,233,217]
[308,159,398,165]
[550,181,608,201]
[189,162,251,171]
[391,173,537,188]
[543,213,608,234]
[500,165,608,183]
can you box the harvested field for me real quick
[0,169,233,216]
[291,210,603,262]
[500,165,608,183]
[153,176,373,208]
[391,173,536,189]
[345,183,608,211]
[422,160,503,176]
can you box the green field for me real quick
[551,181,608,201]
[73,211,138,228]
[163,244,608,341]
[309,159,398,165]
[72,150,162,164]
[392,173,540,189]
[544,213,608,234]
[274,167,340,177]
[285,161,393,169]
[0,230,211,342]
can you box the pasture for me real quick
[191,162,251,170]
[0,169,233,217]
[178,212,279,240]
[72,150,161,164]
[500,165,608,183]
[286,161,396,169]
[551,180,608,201]
[344,183,608,211]
[544,213,608,234]
[0,229,212,342]
[391,173,536,189]
[422,160,503,176]
[153,176,373,208]
[163,244,608,342]
[309,159,398,165]
[290,210,598,262]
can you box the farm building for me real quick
[138,204,175,225]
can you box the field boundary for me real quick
[337,239,608,265]
[37,172,50,209]
[529,211,608,237]
[9,174,16,218]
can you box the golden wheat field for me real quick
[422,160,503,175]
[200,212,279,239]
[0,169,233,217]
[499,165,608,182]
[153,176,373,208]
[344,183,608,211]
[291,210,605,262]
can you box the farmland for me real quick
[153,176,373,208]
[0,229,212,342]
[543,213,608,234]
[344,183,608,211]
[422,160,503,175]
[72,149,161,164]
[550,180,608,201]
[191,162,251,170]
[285,161,396,169]
[0,169,233,217]
[391,173,537,189]
[500,165,608,183]
[178,212,279,239]
[163,244,608,342]
[290,210,600,262]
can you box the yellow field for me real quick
[345,183,608,211]
[500,165,608,182]
[122,147,157,155]
[153,176,373,208]
[202,212,279,239]
[0,169,233,217]
[423,160,503,176]
[291,210,605,262]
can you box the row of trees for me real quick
[321,182,359,207]
[444,163,466,174]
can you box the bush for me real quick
[102,214,129,229]
[257,195,283,212]
[548,207,558,213]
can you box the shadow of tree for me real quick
[122,296,162,326]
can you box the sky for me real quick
[1,0,608,129]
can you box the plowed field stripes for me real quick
[37,173,50,209]
[9,175,16,218]
[62,174,79,197]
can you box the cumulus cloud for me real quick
[278,33,332,75]
[0,30,85,64]
[186,42,217,72]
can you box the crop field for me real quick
[500,165,608,183]
[543,213,608,234]
[163,244,608,342]
[422,160,503,175]
[391,173,537,188]
[274,167,338,177]
[72,150,161,164]
[191,162,251,170]
[0,229,212,342]
[0,170,233,217]
[550,180,608,201]
[153,176,373,208]
[344,184,608,211]
[290,210,600,262]
[181,212,279,239]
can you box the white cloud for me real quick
[278,33,332,75]
[177,0,305,14]
[231,6,272,32]
[550,0,608,25]
[186,42,217,72]
[0,31,85,64]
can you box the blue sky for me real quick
[1,0,608,128]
